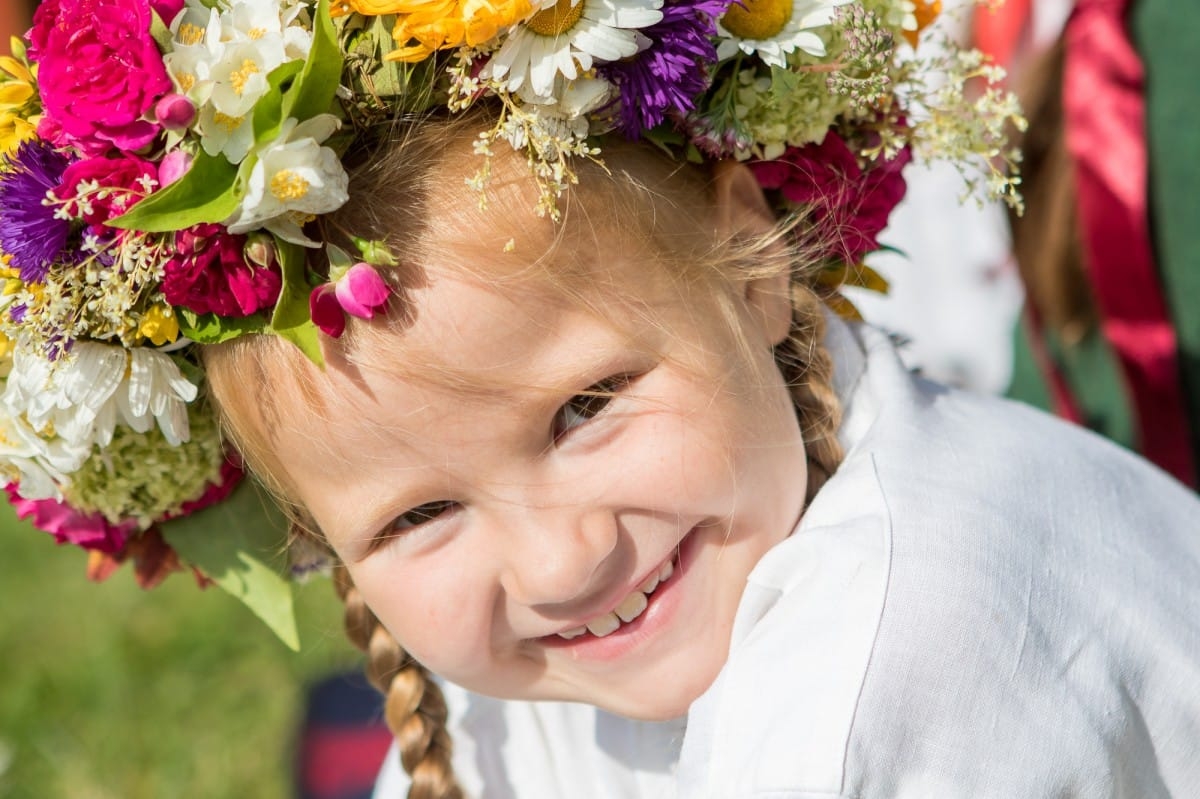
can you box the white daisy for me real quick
[0,410,85,501]
[3,341,198,457]
[486,0,664,101]
[716,0,851,68]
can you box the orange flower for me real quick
[903,0,942,48]
[334,0,534,62]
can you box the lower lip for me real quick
[538,529,698,662]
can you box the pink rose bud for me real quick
[310,285,346,338]
[155,93,197,131]
[334,263,390,320]
[244,233,277,269]
[158,150,193,187]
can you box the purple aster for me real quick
[598,0,733,139]
[0,138,73,283]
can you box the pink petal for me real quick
[155,93,197,131]
[335,263,390,319]
[309,284,346,337]
[159,150,193,187]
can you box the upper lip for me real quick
[545,550,676,638]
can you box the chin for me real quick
[592,663,722,722]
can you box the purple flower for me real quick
[599,0,732,138]
[0,139,73,283]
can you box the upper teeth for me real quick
[558,559,675,640]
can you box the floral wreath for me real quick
[0,0,1022,647]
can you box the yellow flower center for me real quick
[213,111,242,133]
[271,170,311,202]
[721,0,794,41]
[526,0,585,37]
[177,73,196,93]
[248,27,267,40]
[178,23,206,46]
[230,59,260,96]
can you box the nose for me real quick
[498,503,621,610]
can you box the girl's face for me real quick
[270,232,808,721]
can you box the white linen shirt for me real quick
[375,320,1200,798]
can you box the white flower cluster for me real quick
[0,340,199,503]
[165,0,349,245]
[166,0,314,162]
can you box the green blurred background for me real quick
[0,502,361,798]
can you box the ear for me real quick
[711,160,793,347]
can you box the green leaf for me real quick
[161,479,300,651]
[283,0,344,122]
[150,10,173,53]
[109,151,240,232]
[178,309,270,344]
[769,66,801,104]
[252,60,304,144]
[270,239,325,366]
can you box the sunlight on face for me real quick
[263,232,809,719]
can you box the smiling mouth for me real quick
[556,558,676,640]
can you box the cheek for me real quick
[346,558,491,673]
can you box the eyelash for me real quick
[382,373,638,540]
[552,373,633,442]
[391,500,456,533]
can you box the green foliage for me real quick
[162,481,300,651]
[0,504,360,799]
[177,310,270,345]
[108,152,241,232]
[270,240,324,367]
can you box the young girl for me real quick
[3,1,1199,798]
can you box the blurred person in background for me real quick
[993,0,1200,491]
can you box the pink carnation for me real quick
[56,154,158,229]
[751,133,911,265]
[163,224,283,317]
[5,484,137,554]
[27,0,172,155]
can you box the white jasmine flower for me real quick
[716,0,850,68]
[486,0,663,101]
[225,115,349,246]
[166,0,314,163]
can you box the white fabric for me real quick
[375,320,1200,799]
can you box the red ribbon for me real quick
[1063,0,1196,486]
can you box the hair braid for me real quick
[774,283,844,503]
[333,566,464,799]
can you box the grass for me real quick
[0,502,363,799]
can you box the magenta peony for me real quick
[27,0,173,155]
[55,154,158,228]
[751,133,911,265]
[163,224,283,317]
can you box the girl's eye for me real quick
[391,500,456,532]
[552,374,632,441]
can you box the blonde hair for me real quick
[204,113,843,799]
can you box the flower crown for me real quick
[0,0,1022,646]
